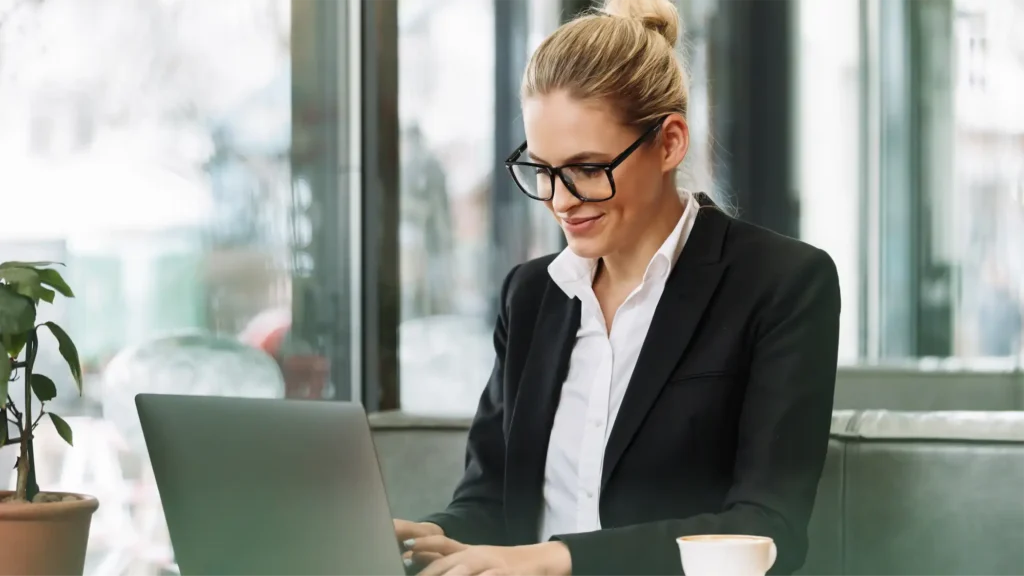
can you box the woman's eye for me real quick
[570,167,602,178]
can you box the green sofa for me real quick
[371,409,1024,575]
[799,410,1024,575]
[830,364,1024,411]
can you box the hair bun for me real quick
[601,0,681,48]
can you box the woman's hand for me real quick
[407,539,572,576]
[394,520,447,568]
[395,519,444,542]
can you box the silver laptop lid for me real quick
[136,394,404,576]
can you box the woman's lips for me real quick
[561,214,604,235]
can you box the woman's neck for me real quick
[597,190,686,289]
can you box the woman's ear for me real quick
[659,114,689,173]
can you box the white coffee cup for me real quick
[676,534,777,576]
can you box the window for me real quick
[0,0,351,572]
[677,0,717,196]
[795,0,864,362]
[396,0,564,415]
[862,0,1024,360]
[795,0,1024,363]
[950,0,1024,358]
[393,0,729,415]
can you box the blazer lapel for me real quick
[601,197,730,489]
[504,281,580,544]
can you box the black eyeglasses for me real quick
[504,118,665,202]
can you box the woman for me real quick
[395,0,841,574]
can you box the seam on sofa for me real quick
[845,409,866,434]
[839,434,847,576]
[834,436,1024,446]
[1007,368,1024,409]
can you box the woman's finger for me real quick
[478,569,507,576]
[395,519,434,543]
[406,534,468,556]
[442,565,471,576]
[410,552,443,566]
[396,520,443,543]
[394,519,417,542]
[418,551,466,576]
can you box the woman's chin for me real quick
[565,236,608,260]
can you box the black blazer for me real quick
[423,194,841,575]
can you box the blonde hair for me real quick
[521,0,688,129]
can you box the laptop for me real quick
[136,394,406,576]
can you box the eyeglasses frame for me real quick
[503,117,667,203]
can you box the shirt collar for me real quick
[548,190,698,299]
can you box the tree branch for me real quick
[6,395,21,420]
[31,407,44,430]
[16,330,38,501]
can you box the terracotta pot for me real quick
[0,491,99,576]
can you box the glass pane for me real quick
[794,0,864,362]
[866,0,1023,361]
[952,0,1024,357]
[397,0,564,415]
[677,0,717,196]
[0,0,344,573]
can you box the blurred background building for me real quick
[0,0,1022,573]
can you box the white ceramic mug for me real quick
[676,534,777,576]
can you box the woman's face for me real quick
[521,91,689,260]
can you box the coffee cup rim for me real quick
[677,534,774,544]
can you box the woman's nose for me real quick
[550,176,581,213]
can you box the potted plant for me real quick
[0,261,98,575]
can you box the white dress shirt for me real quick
[538,194,699,542]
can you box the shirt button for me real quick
[591,419,602,427]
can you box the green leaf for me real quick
[30,374,57,402]
[0,356,10,406]
[0,266,38,284]
[0,285,36,334]
[42,322,82,393]
[0,267,45,301]
[2,332,28,358]
[0,266,65,303]
[49,413,73,446]
[36,268,74,298]
[0,261,62,269]
[35,286,56,303]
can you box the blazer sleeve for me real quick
[419,264,520,546]
[553,250,841,576]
